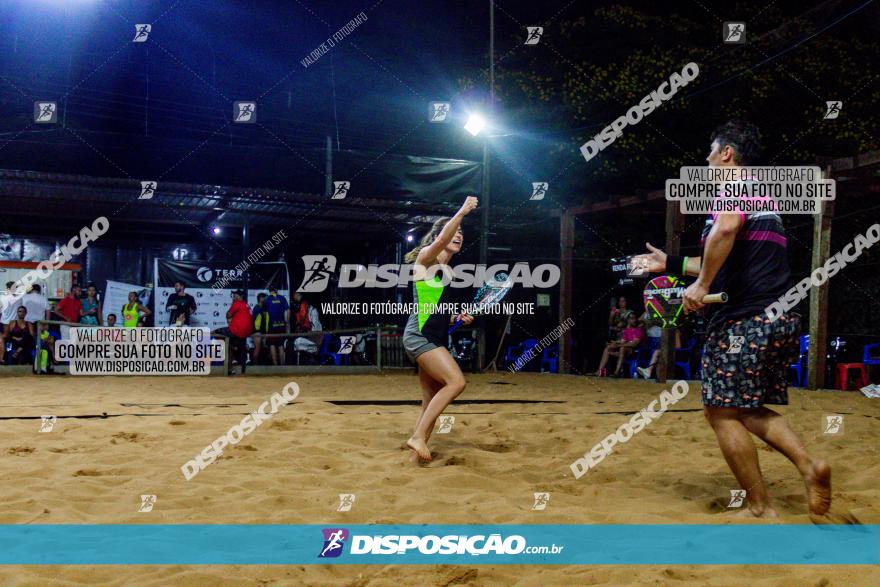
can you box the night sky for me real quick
[2,0,878,205]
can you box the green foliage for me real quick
[460,2,880,203]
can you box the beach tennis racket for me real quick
[449,272,512,333]
[643,275,727,329]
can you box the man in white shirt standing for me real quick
[0,281,22,363]
[20,284,49,325]
[20,284,53,372]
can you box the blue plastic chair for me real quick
[518,339,541,371]
[864,342,880,366]
[4,345,35,366]
[503,339,541,371]
[674,338,697,380]
[625,348,643,378]
[627,336,662,378]
[502,343,523,370]
[318,334,350,366]
[540,344,559,373]
[863,341,880,382]
[789,335,810,387]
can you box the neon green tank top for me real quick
[122,302,140,328]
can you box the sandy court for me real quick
[0,372,877,585]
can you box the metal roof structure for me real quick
[0,168,495,241]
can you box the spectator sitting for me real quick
[80,283,103,326]
[292,292,322,354]
[641,310,662,346]
[122,291,151,328]
[4,306,35,365]
[0,281,22,364]
[608,296,634,341]
[106,313,120,327]
[596,314,644,377]
[251,292,269,365]
[637,329,682,380]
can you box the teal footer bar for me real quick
[0,524,877,565]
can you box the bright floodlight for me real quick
[212,226,221,235]
[464,113,486,136]
[406,234,414,242]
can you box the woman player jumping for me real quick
[403,196,478,461]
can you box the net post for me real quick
[807,169,834,390]
[657,200,684,383]
[559,210,574,374]
[34,320,43,373]
[223,337,230,375]
[376,325,382,371]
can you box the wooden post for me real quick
[807,167,834,390]
[657,200,684,383]
[559,211,575,374]
[376,325,382,371]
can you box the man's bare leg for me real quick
[252,335,262,364]
[739,407,831,515]
[704,406,778,517]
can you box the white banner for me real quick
[153,260,289,331]
[103,280,151,325]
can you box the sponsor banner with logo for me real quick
[103,279,151,325]
[154,260,289,330]
[0,524,875,564]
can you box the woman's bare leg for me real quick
[598,343,618,371]
[406,347,466,461]
[410,367,442,462]
[415,367,443,440]
[615,347,631,375]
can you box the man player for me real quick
[636,120,831,518]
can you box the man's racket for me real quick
[643,275,727,329]
[449,272,512,334]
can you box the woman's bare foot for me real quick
[804,459,832,515]
[406,436,432,461]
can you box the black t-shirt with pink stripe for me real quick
[700,209,791,325]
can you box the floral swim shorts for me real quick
[701,312,801,408]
